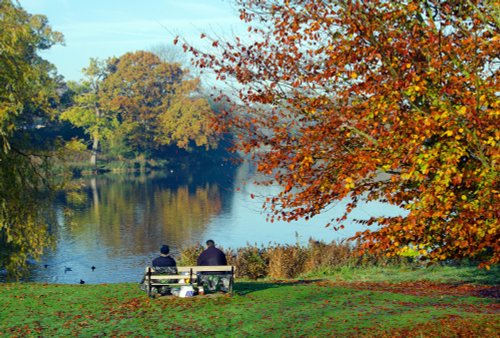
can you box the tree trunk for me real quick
[90,135,99,168]
[90,105,101,168]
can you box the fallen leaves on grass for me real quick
[380,316,500,338]
[341,280,499,299]
[1,280,498,337]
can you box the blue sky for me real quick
[18,0,243,81]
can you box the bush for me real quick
[178,243,204,266]
[235,245,268,279]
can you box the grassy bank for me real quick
[1,267,498,337]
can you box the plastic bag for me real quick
[179,285,195,298]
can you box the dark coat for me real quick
[197,246,227,266]
[152,255,176,268]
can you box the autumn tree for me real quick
[0,0,63,276]
[182,0,499,266]
[101,51,218,154]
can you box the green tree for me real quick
[0,0,63,276]
[60,58,117,167]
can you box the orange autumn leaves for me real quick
[102,51,218,152]
[180,0,499,266]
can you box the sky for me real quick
[18,0,244,81]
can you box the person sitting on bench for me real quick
[197,240,227,266]
[150,244,177,295]
[153,244,177,271]
[196,240,229,291]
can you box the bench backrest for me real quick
[178,266,234,273]
[146,265,235,274]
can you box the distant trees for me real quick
[62,51,219,165]
[183,0,499,266]
[60,59,115,167]
[0,0,63,274]
[103,51,218,152]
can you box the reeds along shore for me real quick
[178,239,411,280]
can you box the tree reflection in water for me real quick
[61,166,236,257]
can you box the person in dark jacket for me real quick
[196,240,229,292]
[197,240,227,266]
[146,244,177,296]
[152,244,177,268]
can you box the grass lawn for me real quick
[0,266,498,337]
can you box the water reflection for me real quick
[62,166,236,252]
[23,162,404,284]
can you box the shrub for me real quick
[178,242,204,266]
[235,245,268,279]
[354,251,411,267]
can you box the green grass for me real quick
[0,267,498,337]
[304,264,500,285]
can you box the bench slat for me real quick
[177,266,234,273]
[150,283,192,286]
[148,275,187,280]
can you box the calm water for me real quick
[25,162,404,284]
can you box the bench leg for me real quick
[229,267,234,296]
[146,267,152,298]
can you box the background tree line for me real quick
[59,51,226,172]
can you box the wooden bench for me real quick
[144,265,235,297]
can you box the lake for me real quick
[24,161,404,284]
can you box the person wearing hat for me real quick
[152,244,177,268]
[146,244,177,296]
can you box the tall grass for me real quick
[267,244,309,278]
[179,239,413,280]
